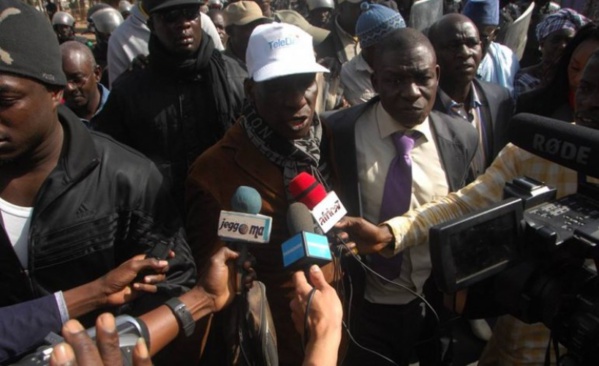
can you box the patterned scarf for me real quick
[240,101,330,200]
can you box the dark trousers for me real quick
[343,298,426,366]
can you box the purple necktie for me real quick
[370,131,417,281]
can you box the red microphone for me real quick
[289,172,327,210]
[289,172,347,233]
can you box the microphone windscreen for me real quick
[287,202,316,235]
[289,172,327,210]
[231,186,262,214]
[509,113,599,178]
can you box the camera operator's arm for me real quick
[137,246,241,355]
[49,247,244,364]
[336,144,525,256]
[64,255,170,318]
[0,256,167,363]
[291,266,343,366]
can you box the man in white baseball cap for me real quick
[185,22,334,365]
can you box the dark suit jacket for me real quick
[434,79,514,170]
[323,97,479,217]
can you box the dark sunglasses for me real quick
[157,5,200,23]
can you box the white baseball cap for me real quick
[246,23,329,82]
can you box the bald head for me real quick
[372,28,439,129]
[60,40,97,68]
[428,13,483,87]
[429,13,476,48]
[60,41,102,119]
[376,27,437,68]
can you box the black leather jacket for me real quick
[93,40,240,213]
[0,107,196,319]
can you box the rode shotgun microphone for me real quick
[289,172,347,233]
[281,202,332,270]
[509,113,599,178]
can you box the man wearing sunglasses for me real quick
[93,0,240,215]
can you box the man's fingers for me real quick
[140,273,166,284]
[61,320,103,365]
[307,265,328,291]
[49,343,76,366]
[292,270,313,295]
[212,246,240,266]
[132,283,158,293]
[95,314,123,366]
[132,338,152,366]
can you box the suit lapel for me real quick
[429,112,470,192]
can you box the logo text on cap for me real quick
[268,37,297,50]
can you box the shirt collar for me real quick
[438,83,482,113]
[375,101,431,142]
[94,83,110,118]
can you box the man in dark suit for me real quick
[324,28,479,366]
[428,13,514,342]
[429,13,514,180]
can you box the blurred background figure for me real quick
[86,2,111,33]
[60,41,109,128]
[119,0,134,19]
[306,0,334,29]
[52,10,94,48]
[90,7,125,86]
[515,8,588,94]
[223,0,271,98]
[340,2,405,106]
[208,9,228,45]
[517,21,599,121]
[45,0,58,20]
[255,0,273,16]
[462,0,520,93]
[208,0,224,10]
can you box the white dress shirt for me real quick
[355,102,449,304]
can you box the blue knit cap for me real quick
[462,0,499,26]
[356,3,405,48]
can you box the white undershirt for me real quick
[0,197,33,269]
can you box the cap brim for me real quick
[253,61,329,82]
[150,0,202,13]
[305,25,330,45]
[233,15,270,26]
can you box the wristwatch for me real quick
[165,298,195,337]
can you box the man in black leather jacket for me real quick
[0,0,195,327]
[93,0,240,214]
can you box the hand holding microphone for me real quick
[217,186,270,293]
[289,172,364,257]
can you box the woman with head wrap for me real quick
[517,21,599,121]
[515,8,588,94]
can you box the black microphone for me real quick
[281,202,332,270]
[509,113,599,178]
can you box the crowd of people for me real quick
[1,0,599,364]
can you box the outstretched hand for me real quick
[98,255,170,306]
[334,216,394,255]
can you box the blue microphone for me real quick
[282,202,332,270]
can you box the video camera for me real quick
[9,315,149,366]
[429,113,599,365]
